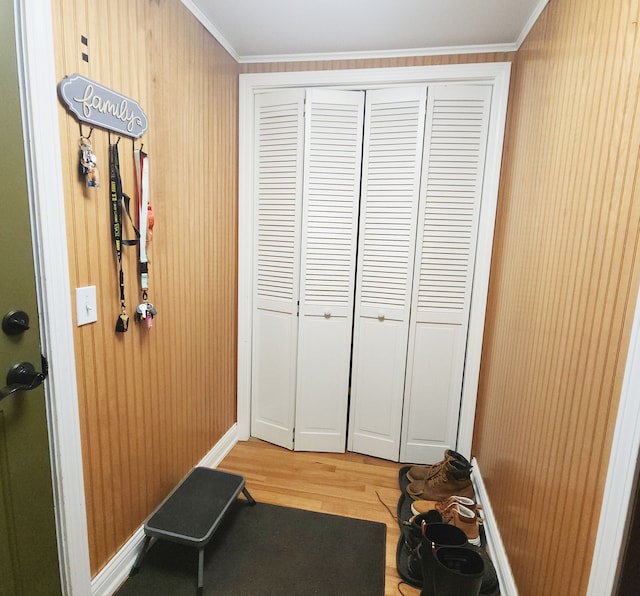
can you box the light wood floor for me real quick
[219,438,420,596]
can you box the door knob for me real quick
[0,358,48,401]
[2,310,30,335]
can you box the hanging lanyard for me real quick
[109,141,138,332]
[133,148,149,291]
[133,148,156,326]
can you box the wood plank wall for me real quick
[51,0,240,574]
[472,0,640,594]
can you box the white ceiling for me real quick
[181,0,549,63]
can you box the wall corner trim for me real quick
[472,458,519,596]
[516,0,550,48]
[179,0,240,62]
[90,424,240,596]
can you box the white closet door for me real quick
[251,90,305,449]
[295,89,365,451]
[401,84,492,463]
[348,86,427,461]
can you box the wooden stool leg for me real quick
[242,486,256,505]
[197,547,205,596]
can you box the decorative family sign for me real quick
[58,74,148,138]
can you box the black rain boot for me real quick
[415,522,468,593]
[398,510,443,586]
[406,510,443,551]
[421,545,484,596]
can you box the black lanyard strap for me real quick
[109,142,139,332]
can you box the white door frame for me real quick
[16,1,91,593]
[238,62,511,459]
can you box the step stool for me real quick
[130,466,256,595]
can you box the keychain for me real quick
[116,299,129,333]
[116,310,129,332]
[135,301,157,328]
[79,135,100,187]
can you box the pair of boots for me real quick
[406,450,474,501]
[409,515,484,596]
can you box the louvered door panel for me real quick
[295,89,365,452]
[348,86,427,461]
[401,84,492,463]
[251,90,305,449]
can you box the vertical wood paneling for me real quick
[51,0,240,574]
[472,1,640,594]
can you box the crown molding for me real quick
[180,0,240,61]
[235,43,519,64]
[516,0,550,47]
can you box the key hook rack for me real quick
[59,73,148,139]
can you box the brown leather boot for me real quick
[410,495,481,518]
[441,503,482,546]
[406,459,474,501]
[405,449,471,483]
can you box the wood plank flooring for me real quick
[219,438,420,596]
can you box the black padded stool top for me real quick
[145,467,246,547]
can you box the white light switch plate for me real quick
[76,286,97,326]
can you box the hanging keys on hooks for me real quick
[136,302,157,328]
[79,135,100,187]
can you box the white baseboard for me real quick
[197,423,241,469]
[90,525,146,596]
[91,424,240,596]
[471,457,519,596]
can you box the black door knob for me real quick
[0,359,48,401]
[2,310,30,335]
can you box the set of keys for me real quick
[79,136,100,187]
[135,302,157,328]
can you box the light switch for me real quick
[76,286,97,326]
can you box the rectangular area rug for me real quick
[117,502,386,595]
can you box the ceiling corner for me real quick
[180,0,240,62]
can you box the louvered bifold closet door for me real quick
[400,84,492,463]
[294,89,365,451]
[251,90,305,449]
[348,86,427,461]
